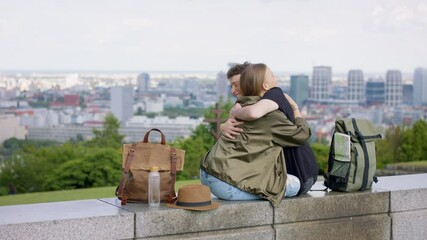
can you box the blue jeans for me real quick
[200,169,300,200]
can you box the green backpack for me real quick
[324,118,382,192]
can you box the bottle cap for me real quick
[150,166,159,172]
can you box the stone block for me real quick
[0,199,134,240]
[101,198,273,238]
[389,188,427,212]
[274,189,389,224]
[374,173,427,212]
[275,214,391,240]
[391,209,427,240]
[139,225,274,240]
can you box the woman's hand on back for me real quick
[284,93,302,118]
[230,103,242,118]
[284,94,298,110]
[220,118,244,139]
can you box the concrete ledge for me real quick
[0,173,426,239]
[0,199,134,240]
[139,226,275,240]
[376,174,427,240]
[275,214,391,240]
[101,198,273,238]
[374,174,427,212]
[275,189,389,223]
[374,173,427,240]
[391,209,427,240]
[389,188,427,212]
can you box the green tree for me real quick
[0,142,84,194]
[68,134,85,144]
[398,120,427,162]
[0,138,22,161]
[172,124,215,180]
[145,112,157,118]
[45,148,121,190]
[2,138,21,150]
[87,113,124,148]
[376,126,403,168]
[136,107,144,115]
[1,138,59,154]
[0,153,45,193]
[311,143,330,174]
[0,115,125,195]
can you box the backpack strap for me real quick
[351,118,369,191]
[167,148,178,204]
[115,144,137,205]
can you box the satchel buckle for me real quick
[121,196,128,205]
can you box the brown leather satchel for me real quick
[116,128,185,205]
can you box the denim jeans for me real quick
[200,169,300,200]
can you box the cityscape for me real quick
[1,65,426,145]
[0,1,426,238]
[1,1,425,145]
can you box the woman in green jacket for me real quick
[200,63,311,206]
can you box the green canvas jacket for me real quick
[200,96,311,206]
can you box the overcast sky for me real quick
[1,0,426,73]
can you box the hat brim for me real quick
[166,201,220,211]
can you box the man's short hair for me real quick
[226,61,251,79]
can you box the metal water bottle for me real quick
[148,166,160,207]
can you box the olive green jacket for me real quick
[200,96,311,206]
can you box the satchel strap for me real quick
[167,147,178,203]
[116,143,137,205]
[143,128,166,145]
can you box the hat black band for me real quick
[176,200,212,207]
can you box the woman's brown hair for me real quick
[240,63,267,96]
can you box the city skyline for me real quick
[1,0,426,73]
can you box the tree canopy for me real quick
[0,113,124,195]
[0,106,425,196]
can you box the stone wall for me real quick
[1,173,426,240]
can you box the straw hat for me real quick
[166,184,220,211]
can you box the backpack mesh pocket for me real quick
[330,160,350,178]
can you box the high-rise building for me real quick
[331,84,347,100]
[290,74,309,107]
[366,79,385,105]
[402,83,413,106]
[347,70,364,104]
[413,67,427,106]
[111,85,134,123]
[137,73,150,94]
[385,70,403,106]
[311,66,332,101]
[216,71,228,102]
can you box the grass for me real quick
[0,179,200,207]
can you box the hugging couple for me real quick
[200,62,318,206]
